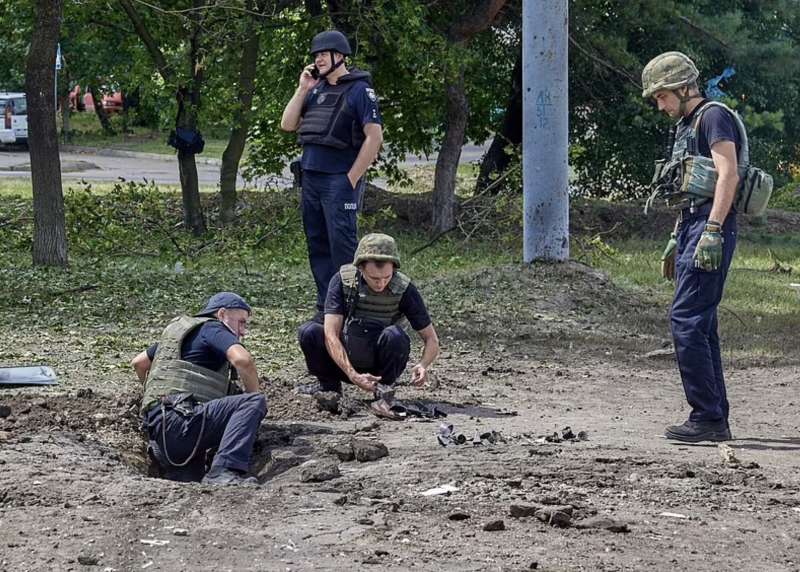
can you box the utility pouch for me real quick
[678,155,718,200]
[737,166,773,216]
[343,318,384,371]
[161,392,198,417]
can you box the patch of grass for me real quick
[591,235,800,365]
[61,112,231,159]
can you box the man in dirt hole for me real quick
[296,233,439,418]
[280,30,384,323]
[131,292,267,485]
[642,51,742,442]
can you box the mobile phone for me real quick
[310,66,320,79]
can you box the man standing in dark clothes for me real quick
[642,52,743,442]
[297,234,439,417]
[280,30,384,318]
[131,292,267,484]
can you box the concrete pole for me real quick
[522,0,569,262]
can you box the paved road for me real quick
[0,143,488,188]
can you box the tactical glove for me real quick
[660,233,677,280]
[693,221,723,271]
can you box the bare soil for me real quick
[2,262,800,572]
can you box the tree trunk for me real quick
[176,89,206,235]
[89,84,115,135]
[26,0,68,267]
[432,74,468,233]
[476,48,522,193]
[219,10,260,225]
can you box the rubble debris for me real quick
[483,519,506,531]
[542,426,588,444]
[172,528,189,536]
[420,484,459,497]
[718,444,740,467]
[448,512,471,521]
[259,450,304,481]
[313,391,340,414]
[437,423,505,447]
[298,459,340,483]
[76,388,94,399]
[574,516,630,533]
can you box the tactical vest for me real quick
[297,70,372,150]
[647,101,771,215]
[140,316,235,415]
[340,264,410,326]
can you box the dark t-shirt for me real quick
[324,272,432,331]
[678,100,742,159]
[146,320,241,372]
[301,78,382,174]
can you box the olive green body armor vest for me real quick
[140,316,234,415]
[339,264,410,326]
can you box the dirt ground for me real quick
[2,261,800,572]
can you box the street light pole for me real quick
[522,0,569,262]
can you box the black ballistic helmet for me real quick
[310,30,352,56]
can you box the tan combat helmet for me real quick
[641,51,699,98]
[354,233,401,267]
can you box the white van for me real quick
[0,92,28,146]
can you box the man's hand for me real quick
[299,64,319,91]
[351,372,381,393]
[693,222,723,271]
[660,233,677,280]
[410,364,428,387]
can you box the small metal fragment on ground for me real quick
[718,443,740,466]
[420,484,459,496]
[140,539,169,546]
[659,512,689,519]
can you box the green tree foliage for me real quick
[569,0,799,197]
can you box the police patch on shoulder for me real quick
[365,88,377,102]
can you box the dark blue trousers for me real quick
[671,207,737,423]
[297,320,411,392]
[146,392,267,482]
[302,170,362,310]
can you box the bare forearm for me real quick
[347,134,382,181]
[419,337,439,369]
[280,87,309,132]
[325,335,357,381]
[709,173,739,223]
[236,361,260,393]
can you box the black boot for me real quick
[665,419,731,443]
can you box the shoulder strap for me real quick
[691,101,750,167]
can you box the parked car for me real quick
[0,92,28,146]
[68,85,124,114]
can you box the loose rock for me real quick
[534,505,573,528]
[328,442,355,462]
[314,391,340,414]
[509,504,539,518]
[298,459,341,483]
[574,515,630,533]
[448,512,471,521]
[0,404,11,418]
[351,439,389,462]
[77,554,99,566]
[259,450,304,481]
[483,519,506,531]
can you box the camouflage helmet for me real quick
[641,52,699,98]
[353,233,400,267]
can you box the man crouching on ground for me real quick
[297,233,439,417]
[131,292,267,485]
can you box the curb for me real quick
[60,145,223,166]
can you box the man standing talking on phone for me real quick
[281,30,384,321]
